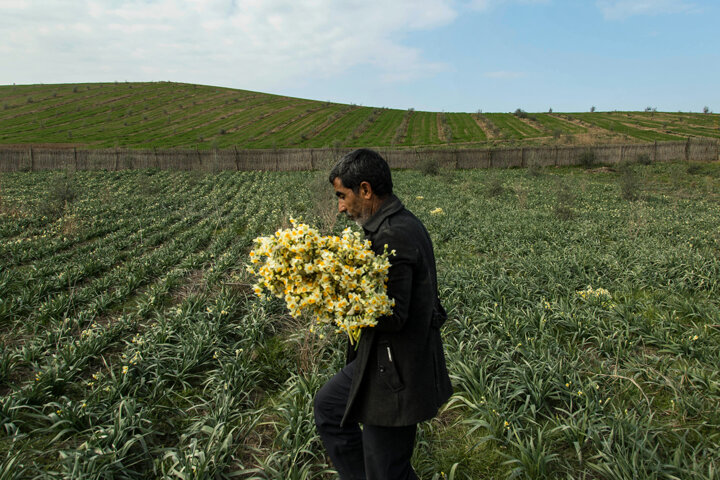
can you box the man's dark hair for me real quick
[329,148,393,197]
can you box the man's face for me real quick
[332,177,371,224]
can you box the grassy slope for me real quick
[1,82,718,149]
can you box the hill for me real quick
[1,82,719,150]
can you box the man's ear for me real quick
[359,181,373,199]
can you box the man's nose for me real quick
[338,201,346,213]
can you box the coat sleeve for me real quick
[372,229,416,333]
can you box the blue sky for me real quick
[1,0,717,113]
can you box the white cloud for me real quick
[596,0,696,19]
[483,71,525,79]
[0,0,457,89]
[468,0,549,11]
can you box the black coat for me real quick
[341,195,453,427]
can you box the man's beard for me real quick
[350,211,371,227]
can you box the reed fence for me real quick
[0,139,717,172]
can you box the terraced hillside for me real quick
[1,82,718,149]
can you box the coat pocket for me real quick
[377,340,404,392]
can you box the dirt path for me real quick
[515,115,548,136]
[437,114,449,143]
[473,114,497,140]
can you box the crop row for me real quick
[4,83,719,150]
[571,113,685,142]
[1,163,720,478]
[1,169,311,477]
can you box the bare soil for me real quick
[473,114,497,140]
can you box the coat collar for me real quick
[362,194,404,234]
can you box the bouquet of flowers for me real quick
[246,218,395,345]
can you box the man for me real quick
[314,148,453,480]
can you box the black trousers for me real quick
[314,361,419,480]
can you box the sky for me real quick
[1,0,718,113]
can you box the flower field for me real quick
[1,161,719,479]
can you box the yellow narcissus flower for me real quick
[577,285,614,308]
[247,218,394,345]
